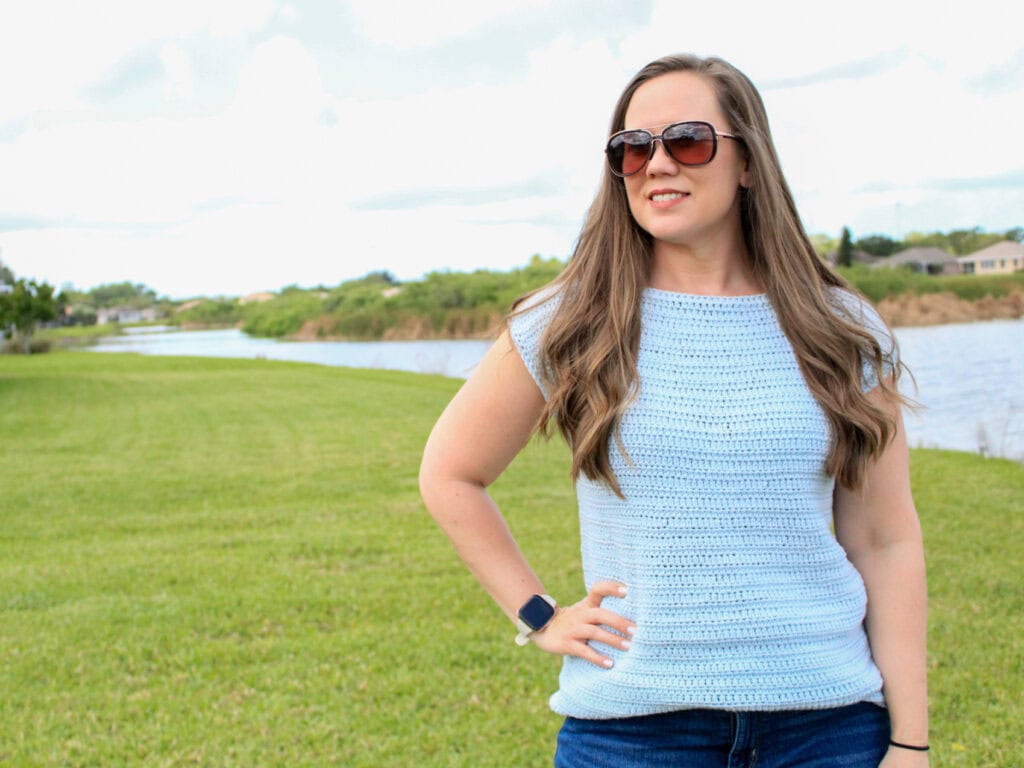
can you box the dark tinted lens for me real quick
[607,131,653,176]
[663,121,715,165]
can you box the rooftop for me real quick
[958,240,1024,261]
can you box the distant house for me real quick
[870,246,959,275]
[958,241,1024,275]
[96,306,160,325]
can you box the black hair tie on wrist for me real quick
[889,739,930,752]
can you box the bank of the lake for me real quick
[163,261,1024,342]
[1,352,1020,765]
[876,289,1024,327]
[39,283,1023,350]
[280,289,1024,340]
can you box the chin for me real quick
[647,226,701,246]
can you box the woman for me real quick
[419,54,928,767]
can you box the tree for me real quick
[837,227,854,268]
[903,230,949,251]
[904,227,1011,256]
[88,281,157,309]
[360,270,398,286]
[0,279,58,353]
[946,227,1003,256]
[0,260,14,285]
[855,234,901,257]
[808,234,837,258]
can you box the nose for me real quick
[645,137,678,175]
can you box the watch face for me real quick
[518,595,555,631]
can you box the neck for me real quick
[649,238,760,296]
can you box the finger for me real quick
[588,608,637,637]
[581,625,634,652]
[586,580,628,604]
[567,640,616,669]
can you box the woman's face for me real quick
[620,72,749,254]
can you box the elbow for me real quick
[418,450,456,520]
[418,452,441,517]
[418,448,487,523]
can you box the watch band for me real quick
[514,594,557,646]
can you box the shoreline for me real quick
[286,290,1024,340]
[875,289,1024,329]
[48,290,1022,346]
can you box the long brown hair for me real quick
[510,54,904,497]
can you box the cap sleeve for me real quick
[507,289,560,400]
[830,288,898,392]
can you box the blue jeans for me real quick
[554,702,890,768]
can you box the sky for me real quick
[1,0,1022,299]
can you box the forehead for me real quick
[623,71,726,131]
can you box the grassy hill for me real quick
[1,353,1021,765]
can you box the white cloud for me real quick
[160,43,195,102]
[347,0,552,48]
[278,3,302,24]
[0,0,276,122]
[1,32,617,294]
[625,0,1020,84]
[2,1,1022,297]
[0,36,336,226]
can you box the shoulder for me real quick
[827,287,899,390]
[508,284,562,346]
[828,287,893,349]
[828,286,883,323]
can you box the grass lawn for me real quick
[1,352,1021,766]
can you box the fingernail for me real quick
[627,625,636,636]
[602,659,614,668]
[617,586,628,595]
[620,640,631,650]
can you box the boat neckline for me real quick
[642,286,769,301]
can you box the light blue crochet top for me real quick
[509,287,891,718]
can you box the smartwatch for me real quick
[514,594,557,646]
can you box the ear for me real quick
[739,160,751,190]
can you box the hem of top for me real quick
[550,690,886,720]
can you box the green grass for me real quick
[33,324,124,347]
[838,264,1024,304]
[1,353,1021,766]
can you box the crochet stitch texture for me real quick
[509,287,890,718]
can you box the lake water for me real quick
[86,319,1024,461]
[93,326,492,379]
[896,319,1022,460]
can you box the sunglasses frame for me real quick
[605,120,741,178]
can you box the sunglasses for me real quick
[605,120,741,177]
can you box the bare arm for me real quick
[419,330,634,665]
[834,382,929,766]
[419,330,548,621]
